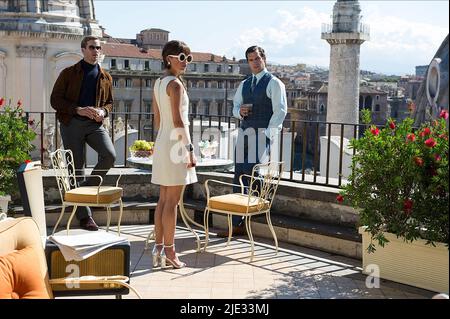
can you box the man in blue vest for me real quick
[217,46,287,237]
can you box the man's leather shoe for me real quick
[216,225,246,238]
[79,217,99,231]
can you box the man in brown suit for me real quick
[51,36,116,231]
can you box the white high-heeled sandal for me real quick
[151,243,164,267]
[161,244,186,269]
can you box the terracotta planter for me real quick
[359,226,449,293]
[0,194,11,215]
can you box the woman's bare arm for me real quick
[152,90,160,131]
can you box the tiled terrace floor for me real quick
[62,224,436,299]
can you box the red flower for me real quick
[406,133,416,142]
[370,127,380,136]
[439,109,449,120]
[28,118,35,126]
[425,138,437,148]
[403,199,413,215]
[389,121,396,130]
[438,133,448,140]
[336,195,344,203]
[434,154,442,162]
[0,97,4,107]
[413,156,424,167]
[428,167,438,176]
[419,127,431,137]
[24,159,31,164]
[17,99,22,107]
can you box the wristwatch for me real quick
[185,143,194,152]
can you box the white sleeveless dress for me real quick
[151,76,197,186]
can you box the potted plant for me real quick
[0,97,36,214]
[129,139,154,158]
[338,108,449,293]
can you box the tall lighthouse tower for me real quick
[321,0,370,139]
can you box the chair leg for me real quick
[203,208,210,252]
[106,206,112,232]
[66,205,78,235]
[226,214,232,246]
[52,204,66,235]
[266,210,278,254]
[117,199,123,236]
[145,229,154,250]
[178,202,201,252]
[245,215,255,262]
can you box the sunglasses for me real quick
[87,45,102,51]
[168,53,193,63]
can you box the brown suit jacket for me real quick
[50,60,113,126]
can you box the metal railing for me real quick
[321,22,370,36]
[10,111,370,188]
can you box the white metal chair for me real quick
[203,161,283,261]
[49,149,123,235]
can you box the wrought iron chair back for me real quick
[50,149,77,203]
[246,161,283,213]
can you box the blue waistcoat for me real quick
[241,72,274,130]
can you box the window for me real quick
[204,64,209,72]
[144,61,150,71]
[125,78,132,88]
[191,81,197,88]
[218,81,223,89]
[191,102,198,115]
[145,102,151,119]
[216,65,222,73]
[320,104,325,114]
[228,65,233,73]
[125,101,132,114]
[217,102,223,115]
[113,78,119,88]
[204,102,210,115]
[376,95,380,101]
[190,63,197,72]
[145,79,152,87]
[124,59,130,69]
[375,104,380,112]
[111,59,117,69]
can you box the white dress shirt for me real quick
[233,68,287,140]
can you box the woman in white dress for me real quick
[151,40,197,269]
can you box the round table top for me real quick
[127,157,234,172]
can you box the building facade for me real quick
[0,0,102,113]
[100,34,245,141]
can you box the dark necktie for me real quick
[251,76,257,92]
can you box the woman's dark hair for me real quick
[162,40,191,69]
[245,45,266,62]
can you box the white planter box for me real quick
[359,226,449,293]
[0,195,11,215]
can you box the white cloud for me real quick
[226,7,329,64]
[364,14,447,54]
[225,5,448,74]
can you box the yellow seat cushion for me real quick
[208,193,270,214]
[64,186,123,204]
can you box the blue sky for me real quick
[94,1,449,75]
